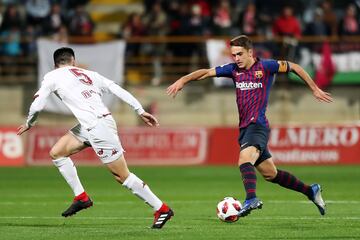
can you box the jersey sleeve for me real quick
[262,59,290,74]
[95,72,145,115]
[26,78,53,127]
[215,63,236,78]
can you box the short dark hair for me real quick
[230,35,253,50]
[53,47,75,66]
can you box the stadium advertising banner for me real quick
[26,127,208,165]
[37,38,126,114]
[269,125,360,165]
[207,125,360,165]
[0,127,24,166]
[22,124,360,166]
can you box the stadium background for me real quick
[1,0,359,166]
[0,0,359,239]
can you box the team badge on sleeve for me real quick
[277,61,288,72]
[255,70,263,79]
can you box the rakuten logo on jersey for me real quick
[235,82,263,90]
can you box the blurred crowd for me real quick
[0,0,360,58]
[123,0,360,53]
[0,0,92,57]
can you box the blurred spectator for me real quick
[167,1,181,35]
[143,1,167,36]
[25,0,51,33]
[0,26,21,76]
[68,5,94,36]
[0,4,23,31]
[213,0,232,35]
[190,0,212,33]
[142,1,168,85]
[167,2,191,58]
[238,2,258,36]
[272,5,301,38]
[42,3,67,36]
[1,26,21,56]
[188,4,206,35]
[122,13,145,39]
[22,24,37,55]
[339,4,359,36]
[272,5,301,60]
[0,4,3,28]
[321,0,338,36]
[304,8,327,36]
[52,25,69,44]
[121,12,146,56]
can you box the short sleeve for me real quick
[262,59,290,74]
[215,63,237,78]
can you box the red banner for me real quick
[0,127,24,166]
[207,125,360,165]
[22,124,360,165]
[26,127,207,165]
[269,125,360,164]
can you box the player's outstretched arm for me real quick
[17,82,52,135]
[167,68,216,98]
[140,112,159,127]
[289,62,333,103]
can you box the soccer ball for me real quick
[216,197,242,223]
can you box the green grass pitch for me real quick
[0,165,359,240]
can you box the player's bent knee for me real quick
[262,170,277,181]
[49,148,62,160]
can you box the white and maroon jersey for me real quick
[26,66,145,129]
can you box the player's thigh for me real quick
[238,146,260,165]
[238,123,269,166]
[87,118,124,164]
[50,132,88,159]
[105,154,130,183]
[256,157,277,181]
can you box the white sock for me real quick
[52,157,85,197]
[123,173,163,211]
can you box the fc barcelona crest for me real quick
[255,70,263,79]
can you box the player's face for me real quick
[230,46,253,69]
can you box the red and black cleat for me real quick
[62,192,93,217]
[152,203,174,229]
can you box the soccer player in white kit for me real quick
[17,47,174,229]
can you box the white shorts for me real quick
[70,115,124,164]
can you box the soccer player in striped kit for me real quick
[167,35,332,218]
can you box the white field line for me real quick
[0,200,359,205]
[0,216,359,221]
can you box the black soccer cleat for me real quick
[152,204,174,229]
[61,198,93,217]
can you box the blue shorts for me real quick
[238,123,272,166]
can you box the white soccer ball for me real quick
[216,197,242,223]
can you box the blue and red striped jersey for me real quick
[215,58,290,129]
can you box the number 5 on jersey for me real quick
[69,68,93,85]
